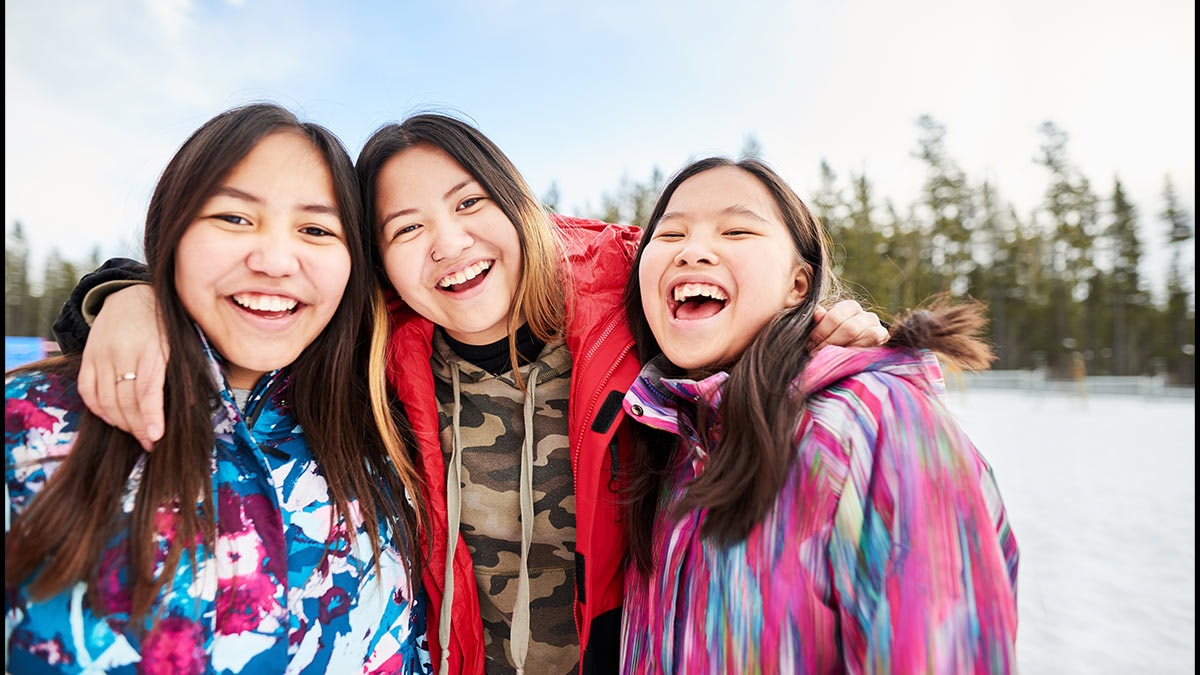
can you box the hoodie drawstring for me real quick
[510,366,539,674]
[439,363,540,675]
[439,364,465,675]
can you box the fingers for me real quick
[80,335,128,433]
[78,284,168,451]
[808,299,889,352]
[138,336,168,447]
[76,349,107,426]
[110,335,169,451]
[113,365,145,445]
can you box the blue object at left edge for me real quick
[5,336,50,371]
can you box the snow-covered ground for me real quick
[946,386,1196,674]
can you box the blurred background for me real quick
[5,1,1195,670]
[6,1,1196,383]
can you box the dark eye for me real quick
[391,223,422,240]
[301,225,336,237]
[458,197,483,211]
[215,214,250,226]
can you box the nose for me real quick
[674,233,718,266]
[430,220,475,263]
[245,227,301,277]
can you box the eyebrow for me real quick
[659,204,771,224]
[378,178,476,229]
[214,186,338,215]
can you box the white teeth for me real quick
[673,283,727,302]
[233,293,298,312]
[438,261,492,288]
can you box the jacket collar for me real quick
[622,346,948,437]
[622,354,728,436]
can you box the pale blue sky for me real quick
[5,0,1195,294]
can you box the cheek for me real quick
[174,229,212,314]
[381,245,421,296]
[321,251,353,304]
[495,222,524,272]
[637,256,664,314]
[173,262,200,320]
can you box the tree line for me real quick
[6,116,1194,385]
[556,116,1195,386]
[5,231,99,346]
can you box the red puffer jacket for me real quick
[384,215,644,674]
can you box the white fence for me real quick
[954,369,1195,399]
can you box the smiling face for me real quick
[374,144,523,345]
[638,165,810,373]
[174,131,351,389]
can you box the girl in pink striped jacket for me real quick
[619,156,1019,674]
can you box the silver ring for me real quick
[116,372,138,384]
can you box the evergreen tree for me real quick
[5,220,36,336]
[1159,176,1195,383]
[596,168,664,228]
[914,115,976,297]
[812,160,847,253]
[1105,178,1146,374]
[1035,121,1099,375]
[36,249,83,340]
[972,182,1023,368]
[739,134,763,160]
[839,172,891,307]
[542,181,561,213]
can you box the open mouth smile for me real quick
[437,260,492,292]
[670,282,728,320]
[232,292,300,318]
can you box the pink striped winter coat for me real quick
[620,346,1019,674]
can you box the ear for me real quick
[784,264,810,308]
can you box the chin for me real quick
[663,353,718,374]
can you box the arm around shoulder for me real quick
[52,258,149,354]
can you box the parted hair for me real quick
[622,157,995,573]
[356,112,566,384]
[6,102,425,622]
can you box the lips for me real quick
[232,292,300,318]
[437,260,492,292]
[669,281,728,320]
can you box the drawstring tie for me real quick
[510,367,539,674]
[438,364,465,675]
[439,364,539,675]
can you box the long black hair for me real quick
[7,103,424,621]
[622,157,994,573]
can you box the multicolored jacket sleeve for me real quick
[812,367,1020,673]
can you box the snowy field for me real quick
[945,385,1196,674]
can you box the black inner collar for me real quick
[441,323,546,375]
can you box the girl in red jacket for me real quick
[55,113,887,675]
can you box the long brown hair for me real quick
[622,157,994,573]
[356,112,565,384]
[6,103,425,621]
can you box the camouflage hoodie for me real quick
[385,216,643,674]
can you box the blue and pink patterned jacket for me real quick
[5,335,430,675]
[620,346,1019,674]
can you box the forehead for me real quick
[665,166,780,221]
[235,131,319,169]
[218,131,335,199]
[385,144,466,183]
